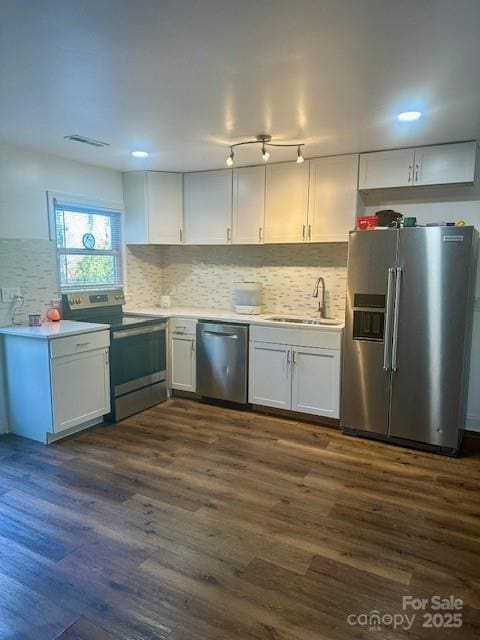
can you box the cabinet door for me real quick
[309,155,359,242]
[147,172,183,244]
[264,161,310,243]
[291,346,341,418]
[414,142,477,186]
[51,349,110,433]
[123,172,148,243]
[184,170,232,244]
[248,341,291,409]
[232,166,265,244]
[358,149,415,189]
[170,335,196,392]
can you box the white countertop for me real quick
[125,306,344,332]
[0,320,110,340]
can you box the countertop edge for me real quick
[125,307,345,332]
[0,321,110,340]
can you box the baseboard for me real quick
[170,392,341,428]
[252,404,341,429]
[46,416,105,444]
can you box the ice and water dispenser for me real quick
[352,294,385,342]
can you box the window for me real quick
[54,199,123,291]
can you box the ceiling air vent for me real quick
[64,135,110,147]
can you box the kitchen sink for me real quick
[265,316,343,326]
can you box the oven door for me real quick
[110,323,167,397]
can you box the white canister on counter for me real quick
[234,282,262,314]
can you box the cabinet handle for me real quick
[179,228,183,242]
[227,227,231,242]
[308,224,312,241]
[191,338,195,353]
[75,342,90,347]
[415,163,419,183]
[286,350,291,364]
[258,226,263,242]
[302,224,306,240]
[292,350,297,365]
[408,165,412,183]
[105,350,109,366]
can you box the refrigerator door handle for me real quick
[383,267,396,371]
[391,267,402,372]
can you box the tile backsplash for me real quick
[0,239,58,326]
[125,245,163,307]
[0,240,348,327]
[127,243,349,318]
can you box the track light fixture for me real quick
[225,134,305,166]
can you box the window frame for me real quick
[47,191,125,292]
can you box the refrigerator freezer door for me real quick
[341,230,398,434]
[389,227,475,448]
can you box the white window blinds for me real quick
[54,200,123,291]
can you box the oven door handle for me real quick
[112,324,167,339]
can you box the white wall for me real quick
[364,184,480,431]
[0,142,123,433]
[0,142,123,240]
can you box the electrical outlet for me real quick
[1,287,22,303]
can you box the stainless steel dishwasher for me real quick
[196,321,249,404]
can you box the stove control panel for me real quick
[63,289,125,310]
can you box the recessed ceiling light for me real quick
[131,150,149,158]
[397,111,422,122]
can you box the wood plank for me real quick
[0,397,479,640]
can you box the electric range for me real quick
[62,289,167,421]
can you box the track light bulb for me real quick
[296,146,304,163]
[262,144,270,161]
[226,149,234,167]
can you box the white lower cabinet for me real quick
[249,326,342,419]
[291,346,341,418]
[248,341,291,409]
[170,334,196,392]
[2,329,110,443]
[169,318,197,393]
[51,349,110,433]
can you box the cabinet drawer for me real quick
[250,325,342,350]
[50,330,110,359]
[169,317,198,335]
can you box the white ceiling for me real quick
[1,0,480,172]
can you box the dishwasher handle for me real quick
[203,330,239,339]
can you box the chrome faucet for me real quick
[313,276,327,318]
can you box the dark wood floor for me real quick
[0,399,479,639]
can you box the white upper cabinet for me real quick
[359,142,477,190]
[123,171,183,244]
[264,161,310,243]
[308,154,359,242]
[232,165,266,244]
[414,142,477,186]
[358,148,414,189]
[184,170,233,244]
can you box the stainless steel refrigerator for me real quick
[341,226,478,455]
